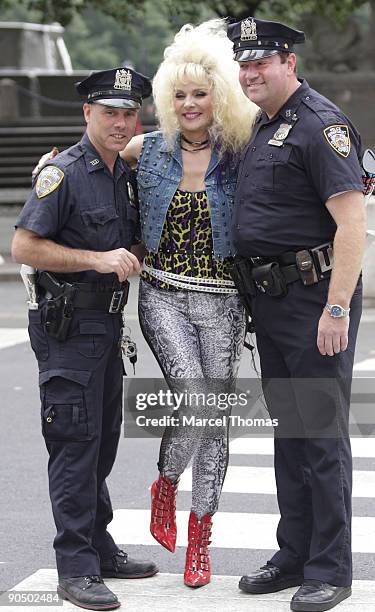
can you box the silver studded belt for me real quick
[142,263,238,294]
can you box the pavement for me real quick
[1,205,375,610]
[4,571,375,612]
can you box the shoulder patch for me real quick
[36,166,64,198]
[323,125,351,158]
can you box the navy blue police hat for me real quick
[227,17,305,62]
[76,67,152,109]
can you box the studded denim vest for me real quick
[137,131,238,260]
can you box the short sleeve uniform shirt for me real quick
[16,133,139,281]
[233,79,364,257]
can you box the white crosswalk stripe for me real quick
[107,509,375,554]
[179,465,375,497]
[10,570,375,612]
[229,436,375,457]
[354,357,375,371]
[0,328,29,350]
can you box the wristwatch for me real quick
[324,303,350,318]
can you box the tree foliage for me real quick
[0,0,373,72]
[0,0,371,26]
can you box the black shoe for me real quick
[290,581,352,611]
[57,575,120,610]
[101,549,158,579]
[239,563,303,594]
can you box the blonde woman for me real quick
[124,20,258,587]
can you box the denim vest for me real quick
[136,131,238,260]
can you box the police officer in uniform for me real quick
[11,68,157,610]
[227,18,366,612]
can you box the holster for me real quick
[39,272,75,342]
[251,261,288,297]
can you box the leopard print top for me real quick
[142,189,232,291]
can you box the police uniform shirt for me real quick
[16,133,139,281]
[233,79,364,257]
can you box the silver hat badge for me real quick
[114,69,132,91]
[241,18,257,41]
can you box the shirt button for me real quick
[269,154,273,159]
[305,96,310,100]
[252,147,256,151]
[245,173,249,177]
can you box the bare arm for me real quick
[317,190,366,356]
[12,228,140,282]
[120,134,144,168]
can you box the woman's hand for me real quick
[31,147,59,180]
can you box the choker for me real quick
[181,133,209,146]
[181,143,210,152]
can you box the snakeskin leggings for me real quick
[138,279,246,518]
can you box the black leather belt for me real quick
[72,284,129,312]
[232,242,333,297]
[249,256,300,285]
[38,272,129,313]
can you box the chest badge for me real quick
[35,166,64,198]
[268,123,293,147]
[323,125,351,158]
[127,181,137,208]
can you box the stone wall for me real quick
[305,72,375,150]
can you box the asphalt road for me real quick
[1,279,375,594]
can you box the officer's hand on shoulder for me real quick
[32,147,59,181]
[93,248,141,282]
[317,310,350,357]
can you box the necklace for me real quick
[181,133,209,146]
[180,143,210,153]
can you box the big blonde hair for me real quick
[152,19,258,154]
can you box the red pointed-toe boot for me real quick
[150,474,178,552]
[184,511,212,588]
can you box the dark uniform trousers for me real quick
[29,306,123,578]
[251,278,362,587]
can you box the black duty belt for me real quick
[38,272,129,313]
[231,242,333,299]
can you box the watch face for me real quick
[331,305,342,317]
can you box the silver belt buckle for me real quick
[109,290,124,313]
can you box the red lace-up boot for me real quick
[184,511,212,587]
[150,474,179,552]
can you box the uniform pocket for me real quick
[255,145,292,191]
[40,369,92,441]
[28,309,49,361]
[76,320,108,358]
[81,205,120,250]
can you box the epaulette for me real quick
[301,95,343,126]
[45,143,85,171]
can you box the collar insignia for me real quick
[241,18,257,41]
[114,69,132,91]
[90,158,100,166]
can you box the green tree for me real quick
[0,0,371,26]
